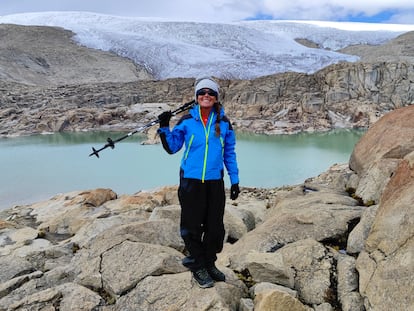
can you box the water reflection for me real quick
[237,129,365,152]
[0,131,147,146]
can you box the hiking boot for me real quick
[182,256,195,269]
[192,268,214,288]
[206,265,226,282]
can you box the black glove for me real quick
[158,111,172,128]
[230,183,240,200]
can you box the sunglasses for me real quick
[196,89,218,97]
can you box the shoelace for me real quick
[209,268,220,275]
[195,269,209,279]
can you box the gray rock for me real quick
[0,255,34,284]
[113,268,247,310]
[337,254,364,311]
[100,241,186,296]
[245,251,295,288]
[356,151,414,311]
[7,287,62,311]
[254,288,312,311]
[347,204,378,254]
[239,297,254,311]
[313,303,334,311]
[221,190,362,270]
[278,239,333,305]
[250,282,298,298]
[0,271,43,300]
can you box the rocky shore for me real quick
[1,102,413,311]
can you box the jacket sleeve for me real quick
[223,125,240,185]
[157,123,185,154]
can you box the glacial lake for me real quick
[0,130,365,210]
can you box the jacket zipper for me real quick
[201,107,214,183]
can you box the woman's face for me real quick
[197,88,217,109]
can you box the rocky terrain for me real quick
[0,24,413,310]
[0,25,413,137]
[0,104,413,310]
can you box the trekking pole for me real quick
[89,100,195,158]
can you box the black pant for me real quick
[178,175,226,271]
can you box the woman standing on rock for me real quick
[157,77,240,288]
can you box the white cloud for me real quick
[1,0,414,23]
[255,0,414,22]
[387,10,414,24]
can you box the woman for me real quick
[157,77,240,288]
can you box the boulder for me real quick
[277,239,333,305]
[356,151,414,311]
[4,283,103,311]
[337,254,364,311]
[254,288,311,311]
[349,105,414,203]
[346,205,378,254]
[0,256,34,284]
[245,251,295,288]
[76,240,187,296]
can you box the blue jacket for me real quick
[157,104,239,185]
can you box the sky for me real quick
[1,0,414,24]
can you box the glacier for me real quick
[1,11,414,80]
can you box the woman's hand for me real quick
[230,183,240,200]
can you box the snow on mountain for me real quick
[1,12,414,80]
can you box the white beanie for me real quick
[194,77,219,101]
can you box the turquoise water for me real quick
[0,130,364,210]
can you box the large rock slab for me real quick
[254,288,311,311]
[4,282,103,311]
[112,268,247,310]
[100,241,186,296]
[346,205,378,254]
[349,105,414,203]
[277,239,333,306]
[220,189,362,269]
[356,151,414,311]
